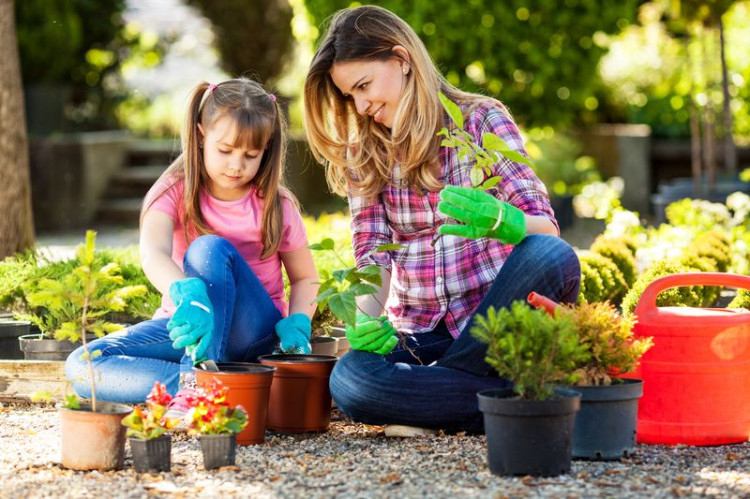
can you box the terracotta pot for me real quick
[60,402,131,470]
[258,354,338,433]
[194,362,275,445]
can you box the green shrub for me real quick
[471,302,588,400]
[578,251,628,305]
[590,234,637,288]
[621,260,705,317]
[728,289,750,309]
[563,301,652,387]
[525,129,600,196]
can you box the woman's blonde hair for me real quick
[142,77,292,259]
[304,5,502,198]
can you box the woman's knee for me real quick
[329,351,380,417]
[65,346,91,395]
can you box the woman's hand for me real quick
[437,185,526,244]
[346,314,398,355]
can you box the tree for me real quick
[0,0,35,258]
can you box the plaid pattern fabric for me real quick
[349,102,557,338]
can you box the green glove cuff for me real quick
[491,201,527,244]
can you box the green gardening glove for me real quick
[345,314,399,355]
[437,185,526,244]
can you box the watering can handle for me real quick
[634,272,750,318]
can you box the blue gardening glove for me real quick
[167,277,214,362]
[345,314,399,355]
[275,313,312,354]
[437,185,527,244]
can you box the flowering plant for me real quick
[185,379,248,435]
[121,382,179,440]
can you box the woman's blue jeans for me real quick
[330,234,581,433]
[65,235,282,403]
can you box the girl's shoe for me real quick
[164,387,196,431]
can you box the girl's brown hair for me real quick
[303,5,505,198]
[142,77,292,259]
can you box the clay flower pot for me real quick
[194,362,275,445]
[60,402,131,471]
[258,354,338,433]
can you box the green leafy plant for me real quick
[577,250,628,306]
[437,92,533,189]
[525,129,600,197]
[121,382,179,440]
[728,288,750,309]
[470,301,589,400]
[590,234,638,289]
[29,231,147,412]
[185,379,248,436]
[561,301,653,387]
[12,247,150,339]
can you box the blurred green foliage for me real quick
[186,0,294,84]
[15,0,165,132]
[303,0,639,128]
[600,1,750,140]
[525,128,601,196]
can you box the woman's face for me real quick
[330,53,409,129]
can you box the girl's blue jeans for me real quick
[65,235,282,403]
[330,234,581,433]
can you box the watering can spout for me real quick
[527,292,560,316]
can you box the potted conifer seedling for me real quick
[471,301,589,477]
[54,231,134,470]
[185,379,248,470]
[528,294,654,460]
[121,381,178,472]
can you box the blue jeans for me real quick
[330,234,581,432]
[65,235,282,403]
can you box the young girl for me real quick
[65,78,318,408]
[303,6,580,433]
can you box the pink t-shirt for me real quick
[146,178,308,318]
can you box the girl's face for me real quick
[198,115,264,201]
[330,49,410,129]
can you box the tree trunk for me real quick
[0,0,35,259]
[719,17,736,173]
[686,35,702,197]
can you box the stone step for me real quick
[126,138,179,166]
[105,165,166,198]
[97,198,143,225]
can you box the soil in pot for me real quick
[129,434,171,473]
[60,402,132,471]
[572,379,644,460]
[195,362,275,445]
[0,320,30,359]
[200,434,237,470]
[258,354,338,433]
[477,387,581,477]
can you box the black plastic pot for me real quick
[199,434,237,470]
[477,387,581,477]
[129,435,172,473]
[19,333,97,361]
[0,320,30,359]
[572,378,644,460]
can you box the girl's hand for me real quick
[275,313,312,354]
[167,278,215,361]
[345,314,398,355]
[437,185,526,244]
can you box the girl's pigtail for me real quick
[259,93,290,260]
[181,82,213,243]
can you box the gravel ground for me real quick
[1,403,748,498]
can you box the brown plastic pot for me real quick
[258,354,338,433]
[194,362,275,445]
[311,336,338,356]
[60,402,131,470]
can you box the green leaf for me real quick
[481,176,502,190]
[333,268,355,283]
[327,291,357,327]
[482,133,533,167]
[309,238,335,251]
[373,243,404,253]
[348,283,377,297]
[312,287,337,304]
[438,92,464,129]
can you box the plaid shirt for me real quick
[349,102,557,338]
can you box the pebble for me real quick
[0,403,748,498]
